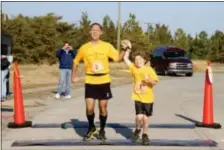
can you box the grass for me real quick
[192,60,224,72]
[8,60,223,92]
[8,62,131,92]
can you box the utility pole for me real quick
[117,2,121,50]
[145,23,150,52]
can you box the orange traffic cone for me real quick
[8,62,32,128]
[196,61,221,129]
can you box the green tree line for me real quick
[1,12,224,64]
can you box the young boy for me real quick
[123,49,159,145]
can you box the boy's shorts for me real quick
[135,101,153,117]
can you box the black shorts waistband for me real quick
[86,73,108,76]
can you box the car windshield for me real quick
[165,51,188,59]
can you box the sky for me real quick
[2,1,224,37]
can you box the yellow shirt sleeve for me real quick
[129,64,142,81]
[73,46,84,65]
[108,44,119,62]
[148,67,159,82]
[128,63,135,72]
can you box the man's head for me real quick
[132,51,149,68]
[89,23,103,41]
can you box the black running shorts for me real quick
[85,82,112,100]
[135,101,153,117]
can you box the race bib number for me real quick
[92,61,104,73]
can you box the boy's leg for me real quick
[142,115,149,134]
[136,114,143,130]
[135,101,144,129]
[65,69,71,97]
[133,101,144,141]
[142,115,151,145]
[142,103,153,145]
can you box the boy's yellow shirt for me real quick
[129,63,159,103]
[73,40,119,84]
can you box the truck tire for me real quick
[186,73,193,77]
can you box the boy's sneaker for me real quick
[55,93,60,99]
[97,129,107,141]
[132,129,141,142]
[142,134,151,145]
[83,127,98,141]
[65,95,71,99]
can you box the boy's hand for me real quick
[144,74,149,82]
[124,49,131,57]
[143,74,157,86]
[134,82,141,94]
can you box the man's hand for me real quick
[121,39,132,50]
[72,76,80,83]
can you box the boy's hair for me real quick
[131,51,150,64]
[90,23,103,30]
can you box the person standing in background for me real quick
[55,42,77,99]
[1,55,10,102]
[6,55,13,98]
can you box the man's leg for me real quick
[98,99,108,140]
[65,69,71,98]
[56,69,65,99]
[86,98,96,128]
[83,98,97,140]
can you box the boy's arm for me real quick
[108,39,132,62]
[108,45,125,62]
[144,68,159,86]
[144,76,157,86]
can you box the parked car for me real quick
[150,46,193,76]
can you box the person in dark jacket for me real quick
[1,55,10,102]
[55,42,76,99]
